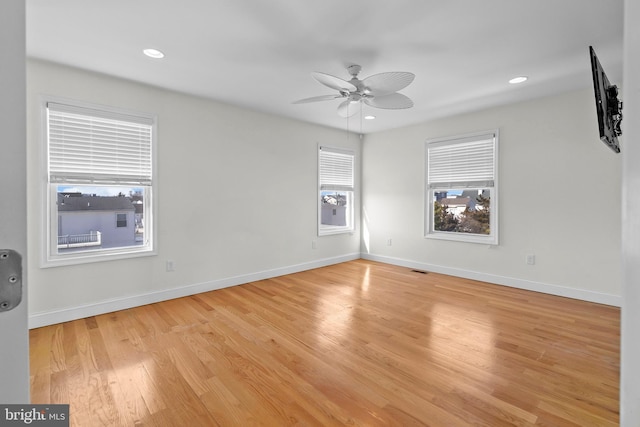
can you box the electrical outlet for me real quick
[311,240,317,250]
[387,238,392,246]
[526,254,536,265]
[166,260,175,272]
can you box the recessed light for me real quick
[364,115,376,120]
[509,76,528,84]
[143,48,165,59]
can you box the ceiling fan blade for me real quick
[364,93,414,109]
[337,100,361,118]
[292,94,343,104]
[312,72,357,93]
[362,72,415,96]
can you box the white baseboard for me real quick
[28,253,360,329]
[30,251,620,328]
[361,253,621,307]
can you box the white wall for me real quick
[27,59,361,327]
[621,0,640,423]
[362,89,621,304]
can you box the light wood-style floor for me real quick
[30,260,620,426]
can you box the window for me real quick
[318,146,355,235]
[425,130,498,244]
[43,98,156,266]
[116,213,128,228]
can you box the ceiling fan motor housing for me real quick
[347,64,362,77]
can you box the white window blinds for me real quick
[319,146,354,192]
[427,132,496,189]
[47,102,153,185]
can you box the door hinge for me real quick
[0,249,22,312]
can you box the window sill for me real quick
[318,226,355,237]
[42,246,156,268]
[425,232,498,245]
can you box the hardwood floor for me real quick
[29,260,620,426]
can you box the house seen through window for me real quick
[56,187,144,251]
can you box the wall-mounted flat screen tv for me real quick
[589,46,622,153]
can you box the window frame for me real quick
[318,145,356,236]
[425,130,499,245]
[41,96,157,267]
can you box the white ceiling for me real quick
[26,0,624,134]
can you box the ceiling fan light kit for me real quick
[294,64,415,118]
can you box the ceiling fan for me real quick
[293,64,415,118]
